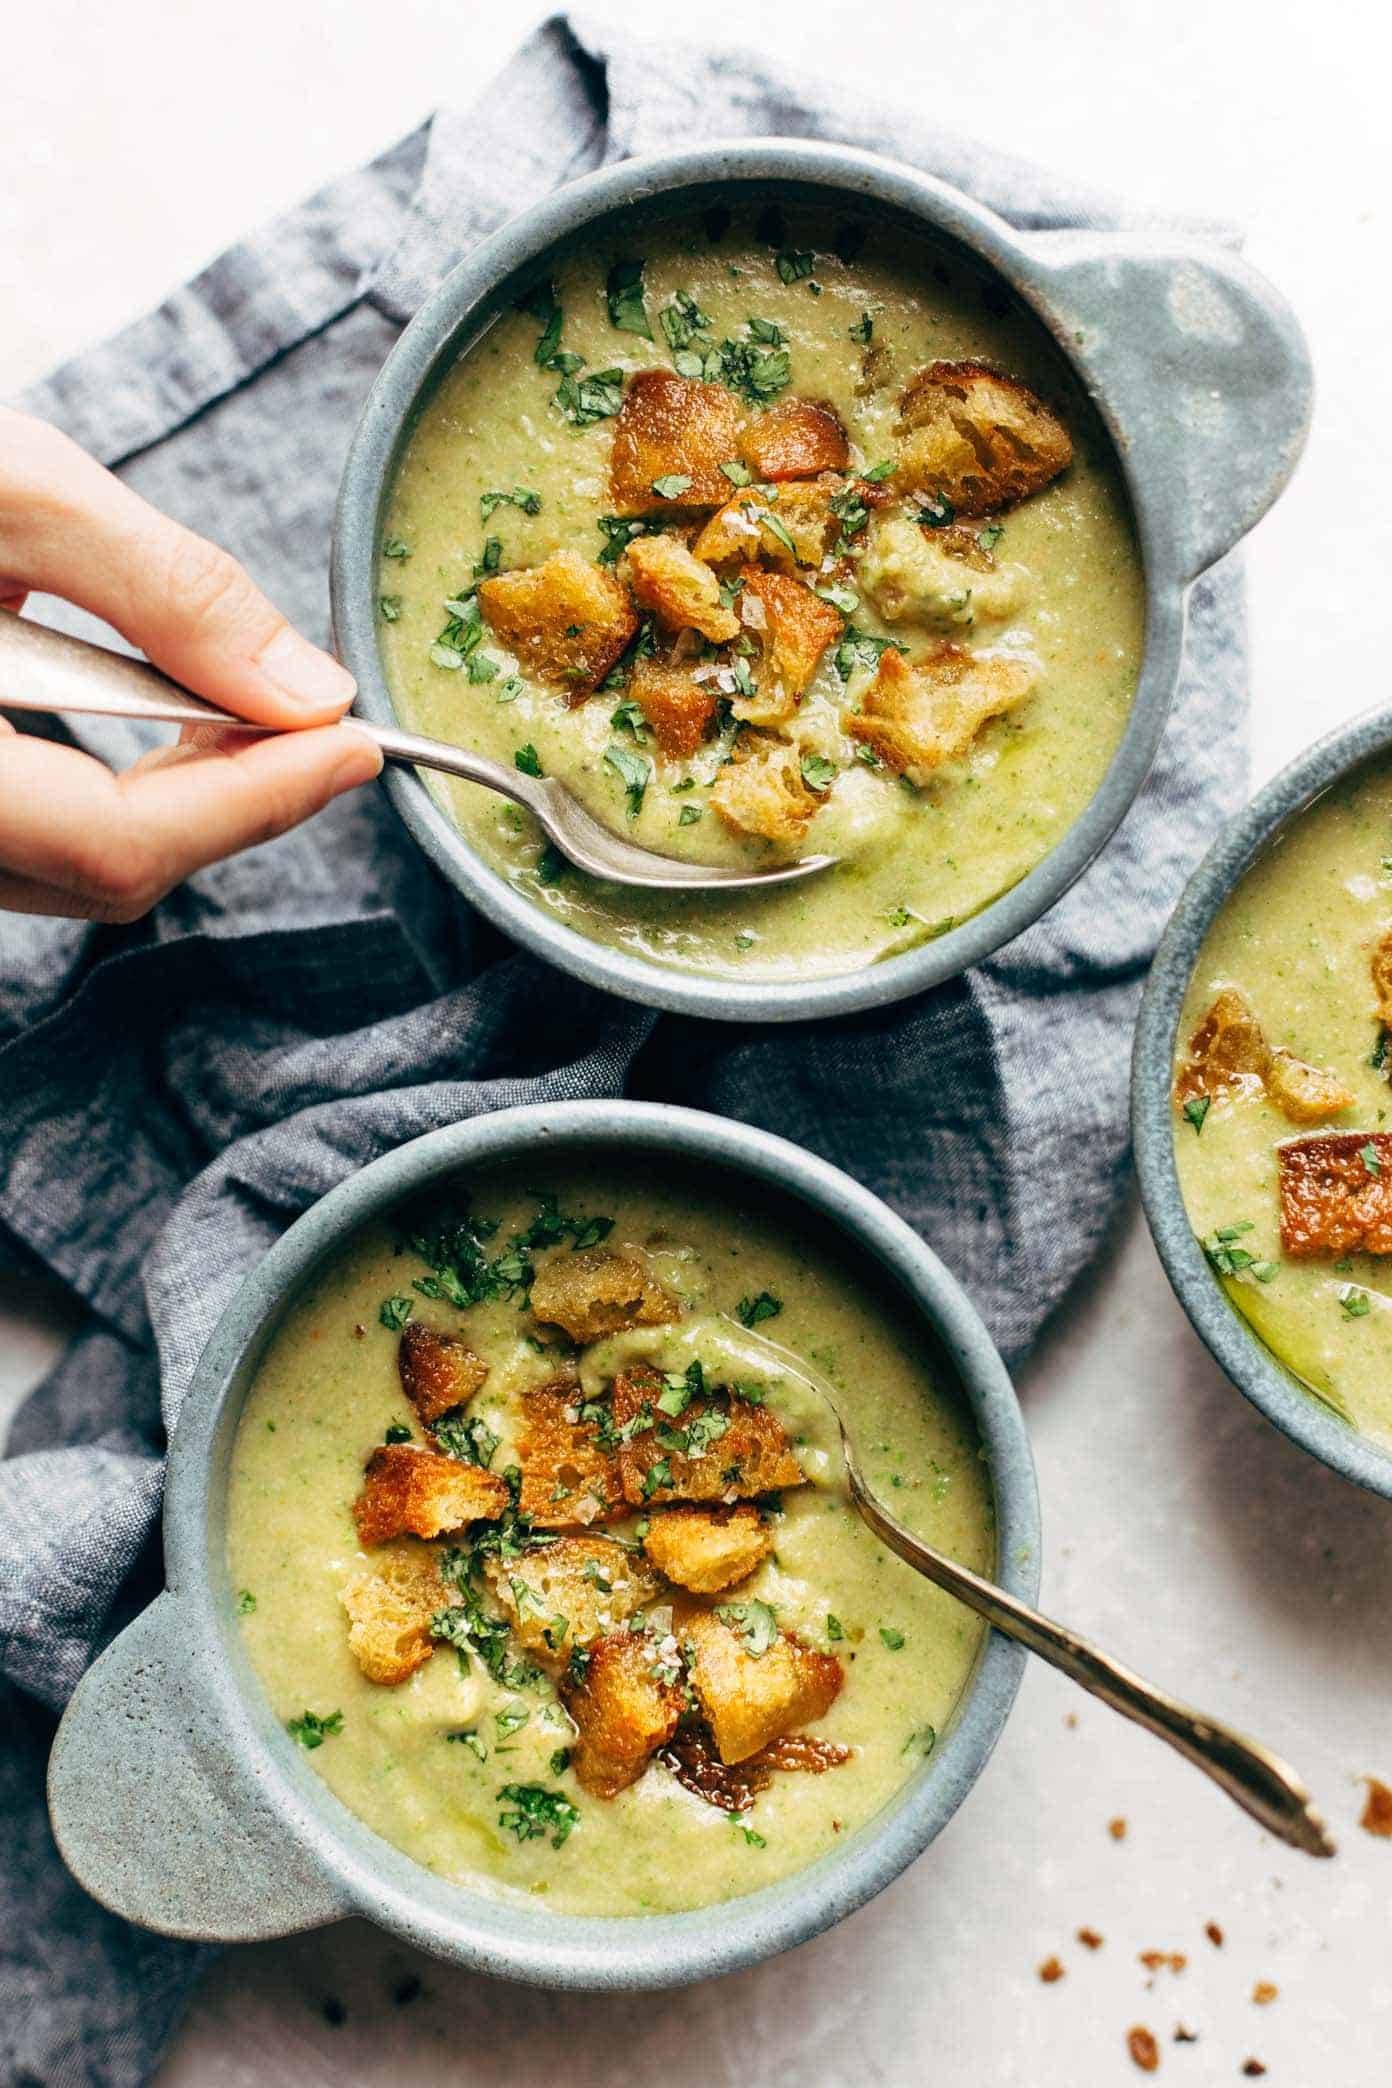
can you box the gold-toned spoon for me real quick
[710,1314,1335,1859]
[0,616,836,893]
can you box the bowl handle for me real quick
[48,1594,350,1942]
[1016,230,1313,585]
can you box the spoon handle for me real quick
[847,1464,1335,1858]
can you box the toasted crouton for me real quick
[860,515,1027,631]
[1266,1050,1355,1126]
[477,549,638,699]
[529,1247,678,1345]
[609,370,745,514]
[846,643,1036,783]
[893,360,1073,516]
[516,1374,626,1529]
[734,567,843,721]
[560,1628,686,1796]
[657,1720,850,1810]
[1174,988,1270,1104]
[737,397,849,481]
[682,1609,843,1764]
[397,1321,489,1427]
[353,1445,508,1546]
[1373,930,1392,1028]
[625,534,739,643]
[710,736,820,844]
[1278,1131,1392,1256]
[628,657,721,759]
[341,1540,446,1685]
[642,1503,772,1594]
[693,477,842,572]
[486,1534,660,1669]
[611,1364,804,1508]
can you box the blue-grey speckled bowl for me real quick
[47,1101,1041,1985]
[331,139,1311,1023]
[1134,706,1392,1501]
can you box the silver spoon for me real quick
[0,616,836,893]
[714,1314,1335,1858]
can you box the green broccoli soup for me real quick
[376,206,1144,982]
[227,1163,995,1916]
[1173,756,1392,1452]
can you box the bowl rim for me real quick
[332,136,1184,1023]
[1132,698,1392,1501]
[169,1098,1041,1985]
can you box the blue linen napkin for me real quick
[0,13,1248,2081]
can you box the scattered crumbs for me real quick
[1252,1982,1278,2007]
[322,1998,346,2028]
[1109,1816,1128,1842]
[1140,1950,1187,1975]
[1038,1956,1065,1984]
[1064,1713,1078,1730]
[353,1322,367,1339]
[393,1975,423,2007]
[1127,2025,1160,2073]
[1360,1775,1392,1836]
[1174,2026,1198,2045]
[1077,1927,1104,1951]
[1205,1921,1225,1948]
[1241,2063,1267,2079]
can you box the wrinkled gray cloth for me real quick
[0,12,1248,2083]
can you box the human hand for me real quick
[0,407,382,921]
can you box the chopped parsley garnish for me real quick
[497,676,524,704]
[720,458,753,486]
[237,1590,257,1615]
[753,507,798,559]
[467,651,500,684]
[604,741,652,817]
[480,486,541,521]
[514,744,543,778]
[727,1811,767,1848]
[735,931,756,952]
[686,328,792,402]
[736,1290,783,1328]
[1182,1096,1212,1136]
[447,1729,488,1761]
[775,247,815,284]
[606,258,652,339]
[596,514,656,566]
[849,311,874,345]
[550,1747,572,1775]
[1372,1029,1389,1071]
[657,1360,705,1417]
[800,754,838,794]
[609,695,650,740]
[1362,1142,1382,1175]
[977,522,1005,552]
[902,1723,937,1755]
[431,1599,540,1691]
[287,1709,343,1750]
[878,1626,906,1652]
[816,582,859,615]
[495,1703,530,1740]
[379,1293,414,1330]
[1201,1221,1277,1283]
[825,1613,844,1641]
[384,1422,413,1445]
[861,459,895,483]
[379,595,402,622]
[678,804,702,827]
[536,844,566,885]
[651,473,694,500]
[497,1783,580,1848]
[830,485,870,551]
[833,627,905,682]
[640,1457,673,1500]
[474,536,502,577]
[381,537,410,560]
[434,1412,499,1468]
[715,1599,779,1657]
[917,493,956,528]
[1340,1286,1373,1319]
[659,288,712,353]
[555,366,625,426]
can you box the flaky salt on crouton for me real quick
[529,1246,677,1345]
[486,1534,660,1669]
[560,1628,686,1796]
[734,567,843,724]
[860,515,1026,631]
[1266,1050,1354,1126]
[628,658,720,760]
[353,1445,509,1546]
[341,1540,446,1685]
[611,1364,804,1508]
[609,370,745,514]
[1372,930,1392,1028]
[1278,1132,1392,1257]
[682,1609,842,1764]
[625,534,739,643]
[397,1321,489,1427]
[846,644,1036,783]
[893,360,1072,516]
[710,736,820,844]
[516,1374,626,1529]
[693,477,841,572]
[1174,988,1270,1104]
[642,1503,772,1594]
[477,549,638,699]
[737,397,849,481]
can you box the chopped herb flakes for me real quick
[497,1782,580,1848]
[918,493,956,528]
[384,1422,413,1445]
[825,1614,844,1641]
[1182,1096,1212,1136]
[736,1290,783,1328]
[978,522,1005,552]
[728,1811,767,1847]
[878,1626,906,1652]
[902,1723,937,1755]
[480,486,541,521]
[715,1599,780,1657]
[378,595,402,622]
[434,1412,499,1468]
[660,288,712,353]
[1340,1286,1373,1319]
[606,258,652,339]
[236,1590,257,1615]
[379,1293,414,1330]
[651,473,694,500]
[720,458,753,487]
[850,311,874,345]
[1362,1142,1383,1175]
[447,1729,488,1761]
[381,537,410,560]
[834,627,904,682]
[287,1709,343,1750]
[800,754,838,795]
[1201,1221,1278,1284]
[555,367,625,427]
[596,514,655,567]
[678,804,702,826]
[514,744,543,778]
[604,741,652,817]
[775,247,815,284]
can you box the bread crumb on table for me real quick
[1108,1816,1128,1841]
[1205,1920,1225,1947]
[1126,2025,1160,2073]
[1038,1956,1065,1984]
[1076,1927,1104,1950]
[1360,1774,1392,1836]
[1252,1982,1278,2006]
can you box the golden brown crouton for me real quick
[529,1246,678,1345]
[341,1541,446,1685]
[735,567,843,719]
[682,1609,843,1764]
[516,1375,627,1529]
[1265,1050,1355,1126]
[560,1627,686,1796]
[1174,987,1270,1103]
[625,534,740,643]
[692,477,842,572]
[628,657,721,759]
[352,1445,509,1546]
[656,1721,850,1811]
[1278,1132,1392,1257]
[477,549,638,699]
[397,1321,489,1427]
[893,360,1073,516]
[611,1364,804,1508]
[710,736,820,844]
[609,370,746,514]
[860,515,1026,631]
[737,397,849,481]
[846,643,1036,782]
[485,1534,660,1669]
[642,1503,772,1594]
[1372,930,1392,1028]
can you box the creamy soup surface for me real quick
[1173,756,1392,1451]
[228,1163,995,1916]
[378,206,1144,982]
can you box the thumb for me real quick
[0,408,355,729]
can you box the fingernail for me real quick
[328,727,384,795]
[257,626,356,712]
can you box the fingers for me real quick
[0,721,382,923]
[0,408,355,728]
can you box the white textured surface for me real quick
[3,1,1389,2081]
